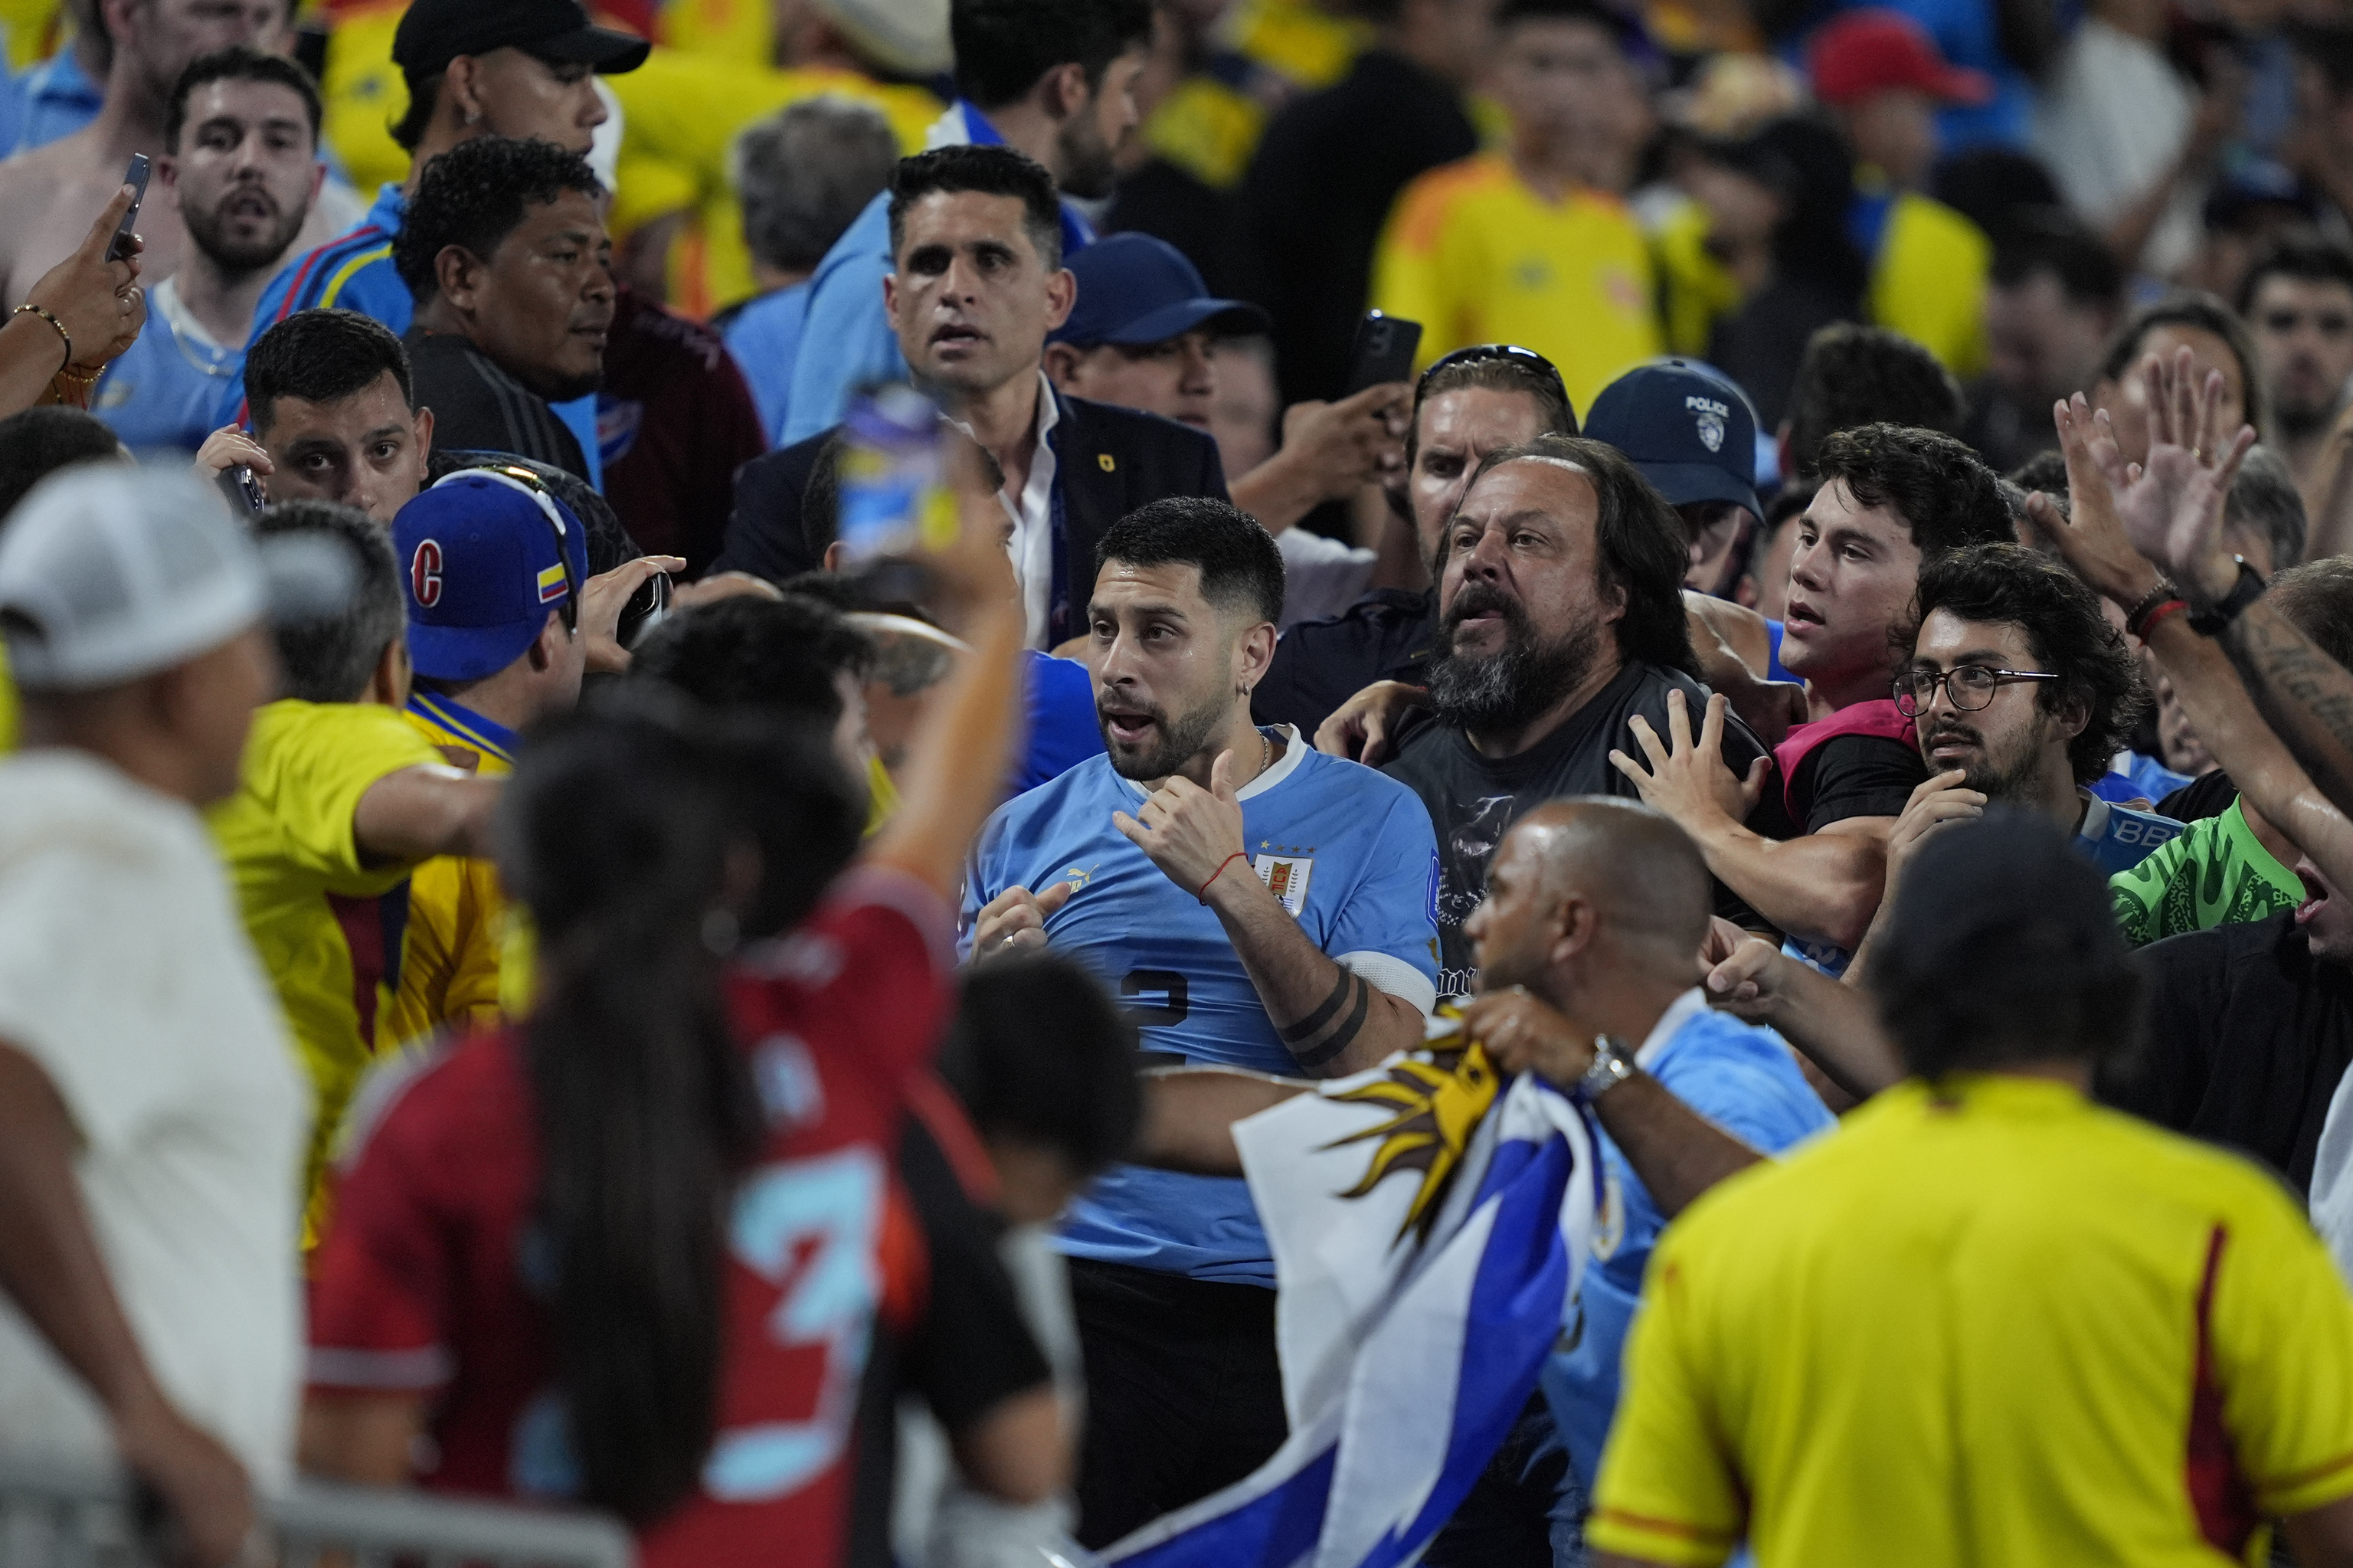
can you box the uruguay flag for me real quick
[1104,1043,1602,1568]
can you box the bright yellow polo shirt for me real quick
[379,691,514,1051]
[1372,152,1662,418]
[1589,1074,2353,1567]
[205,699,443,1219]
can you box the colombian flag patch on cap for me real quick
[536,562,568,604]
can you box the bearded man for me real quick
[1379,433,1779,996]
[95,46,321,452]
[963,494,1443,1545]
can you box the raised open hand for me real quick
[2020,393,2166,611]
[2085,348,2255,605]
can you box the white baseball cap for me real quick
[0,465,352,691]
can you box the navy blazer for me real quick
[714,387,1229,640]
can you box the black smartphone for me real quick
[1343,310,1422,394]
[215,463,264,514]
[107,153,149,263]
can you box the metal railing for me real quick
[0,1455,633,1568]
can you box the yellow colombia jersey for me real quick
[1372,152,1663,420]
[1867,188,1990,380]
[380,690,515,1052]
[1588,1074,2353,1568]
[205,699,443,1218]
[605,51,939,313]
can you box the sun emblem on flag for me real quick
[1322,1039,1500,1245]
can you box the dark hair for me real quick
[939,952,1141,1174]
[1989,207,2124,311]
[2097,293,2270,438]
[1871,907,2145,1076]
[2268,556,2353,672]
[2236,231,2353,316]
[1929,150,2063,246]
[2227,445,2308,571]
[165,45,320,153]
[1407,349,1579,475]
[886,144,1063,272]
[735,97,900,274]
[252,500,402,701]
[1095,495,1285,628]
[1461,434,1697,673]
[1497,0,1642,49]
[1784,325,1965,479]
[2008,449,2068,500]
[1813,424,2014,558]
[629,595,877,726]
[951,0,1154,110]
[393,136,602,303]
[0,408,118,525]
[497,696,861,1524]
[1900,542,2146,784]
[244,309,415,436]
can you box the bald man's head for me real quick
[1467,797,1713,992]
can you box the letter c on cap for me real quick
[411,538,443,607]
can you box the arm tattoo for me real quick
[1288,971,1372,1071]
[2223,610,2353,806]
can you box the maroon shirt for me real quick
[596,286,769,575]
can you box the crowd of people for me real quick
[8,0,2353,1564]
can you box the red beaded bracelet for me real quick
[1198,850,1248,903]
[2137,597,2192,640]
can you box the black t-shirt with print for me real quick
[1383,660,1778,995]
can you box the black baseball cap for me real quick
[394,0,650,80]
[1877,809,2128,983]
[1582,358,1761,517]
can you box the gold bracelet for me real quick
[11,303,70,375]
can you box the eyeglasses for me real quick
[1418,343,1573,416]
[1893,664,2060,717]
[434,463,580,630]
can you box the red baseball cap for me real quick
[1808,9,1994,106]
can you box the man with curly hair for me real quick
[1841,542,2178,984]
[391,136,610,478]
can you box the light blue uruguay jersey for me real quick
[961,728,1442,1285]
[1540,990,1834,1490]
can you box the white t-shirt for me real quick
[2031,18,2203,276]
[0,749,306,1487]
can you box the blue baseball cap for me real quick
[1583,359,1762,517]
[1051,233,1271,349]
[394,469,589,683]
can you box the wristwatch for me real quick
[2188,557,2266,637]
[1578,1034,1636,1102]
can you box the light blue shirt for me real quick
[93,276,241,453]
[5,46,98,155]
[1541,990,1835,1488]
[781,101,1096,445]
[961,732,1442,1284]
[722,281,809,447]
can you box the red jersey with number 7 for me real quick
[306,865,955,1567]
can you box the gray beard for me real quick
[1427,620,1604,736]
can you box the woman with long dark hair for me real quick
[298,516,1023,1566]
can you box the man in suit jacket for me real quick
[716,145,1228,648]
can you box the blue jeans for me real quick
[1422,1396,1587,1568]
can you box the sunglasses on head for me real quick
[1417,343,1572,409]
[435,463,581,630]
